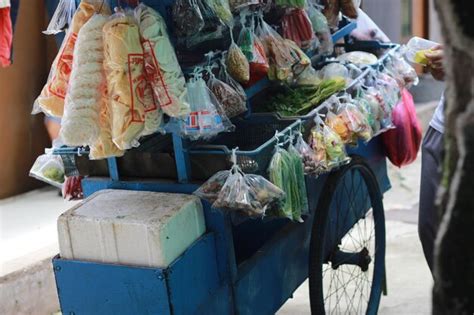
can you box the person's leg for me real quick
[418,126,444,272]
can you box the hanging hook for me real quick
[231,147,239,165]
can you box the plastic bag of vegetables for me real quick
[268,146,305,222]
[312,115,350,168]
[30,153,66,187]
[288,142,309,215]
[136,3,190,119]
[307,3,333,55]
[256,16,297,82]
[194,170,230,203]
[218,58,248,104]
[207,0,233,26]
[295,132,323,174]
[337,100,373,143]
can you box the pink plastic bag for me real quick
[382,88,422,167]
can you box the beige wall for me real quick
[0,2,52,199]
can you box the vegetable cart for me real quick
[46,1,399,314]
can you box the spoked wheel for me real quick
[309,156,386,315]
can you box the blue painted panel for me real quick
[195,284,234,315]
[53,258,171,315]
[234,221,312,315]
[167,234,222,315]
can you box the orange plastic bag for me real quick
[382,89,422,167]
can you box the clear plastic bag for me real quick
[227,41,250,83]
[229,0,260,12]
[181,75,234,140]
[281,9,316,50]
[362,86,394,133]
[208,72,247,118]
[245,174,285,213]
[295,66,322,86]
[43,0,77,35]
[337,51,378,66]
[29,153,65,188]
[387,51,419,88]
[213,166,264,216]
[312,116,350,168]
[218,59,248,103]
[103,13,146,150]
[288,143,309,215]
[295,133,323,174]
[59,14,108,147]
[256,17,297,82]
[194,170,231,203]
[320,62,350,82]
[184,0,226,48]
[34,0,111,118]
[172,0,205,37]
[307,3,334,55]
[337,100,373,143]
[136,3,190,120]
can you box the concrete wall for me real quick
[0,2,52,199]
[362,0,402,42]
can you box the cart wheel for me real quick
[309,156,386,315]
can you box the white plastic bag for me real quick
[43,0,77,35]
[29,154,65,188]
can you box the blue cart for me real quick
[49,1,392,314]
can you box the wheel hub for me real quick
[329,246,372,271]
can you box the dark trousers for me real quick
[418,126,444,272]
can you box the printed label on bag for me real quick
[127,53,149,122]
[186,111,200,132]
[48,33,77,99]
[142,40,173,108]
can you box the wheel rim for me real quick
[309,160,385,315]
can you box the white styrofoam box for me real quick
[58,189,205,268]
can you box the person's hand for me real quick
[425,45,445,81]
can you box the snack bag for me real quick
[325,109,352,143]
[34,0,111,118]
[338,101,373,143]
[312,116,350,168]
[208,72,247,118]
[60,14,108,147]
[103,13,146,150]
[136,4,190,120]
[89,91,125,160]
[29,153,65,187]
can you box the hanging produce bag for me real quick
[268,146,305,222]
[34,0,111,118]
[227,40,250,83]
[325,108,352,144]
[136,3,190,120]
[311,116,350,168]
[229,0,260,12]
[288,142,309,215]
[256,18,296,82]
[218,58,248,103]
[184,0,225,48]
[181,74,234,140]
[337,100,373,143]
[60,14,108,147]
[207,72,247,118]
[382,89,422,167]
[103,13,147,150]
[294,133,323,174]
[172,0,205,37]
[307,3,333,55]
[194,170,231,202]
[281,9,316,50]
[29,153,66,187]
